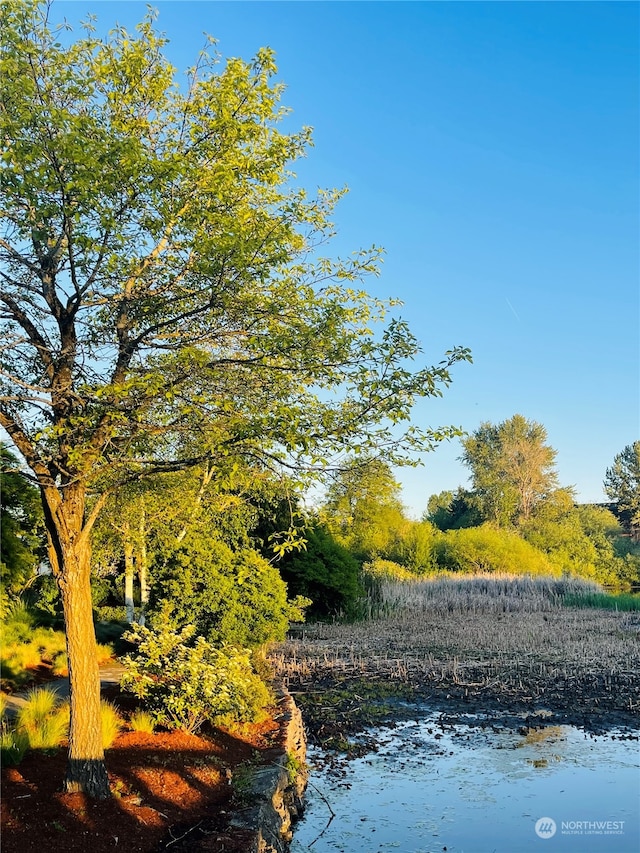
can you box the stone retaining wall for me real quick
[229,685,308,853]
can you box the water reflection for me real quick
[292,714,639,853]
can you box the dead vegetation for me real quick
[271,575,640,734]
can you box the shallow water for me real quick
[291,712,639,853]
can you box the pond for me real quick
[291,711,639,853]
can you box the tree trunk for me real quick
[123,523,135,623]
[43,485,111,800]
[137,505,149,626]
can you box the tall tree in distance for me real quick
[0,2,470,797]
[604,441,640,528]
[461,414,559,526]
[322,458,409,559]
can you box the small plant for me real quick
[51,651,68,676]
[121,608,272,734]
[229,760,257,803]
[129,709,155,734]
[0,727,29,766]
[16,687,68,749]
[284,751,305,785]
[100,700,122,748]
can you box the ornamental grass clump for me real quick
[129,709,155,734]
[120,612,272,734]
[16,687,68,749]
[100,700,123,748]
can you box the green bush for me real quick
[389,521,439,574]
[149,534,295,647]
[277,525,362,617]
[362,559,417,581]
[521,504,635,586]
[120,611,272,734]
[435,525,556,576]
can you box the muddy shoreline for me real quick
[274,600,640,754]
[287,672,639,761]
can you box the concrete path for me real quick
[2,661,126,718]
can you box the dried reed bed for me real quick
[272,575,640,717]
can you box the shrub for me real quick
[149,534,295,647]
[363,559,417,582]
[277,525,362,618]
[521,503,636,587]
[96,642,114,665]
[435,525,556,576]
[120,611,272,734]
[51,651,68,676]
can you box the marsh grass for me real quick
[273,574,639,710]
[562,591,640,612]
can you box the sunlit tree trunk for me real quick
[137,505,149,626]
[123,522,135,624]
[42,484,110,799]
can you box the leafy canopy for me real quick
[460,414,558,525]
[604,442,640,528]
[0,444,46,596]
[0,0,471,496]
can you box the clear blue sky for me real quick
[56,1,639,516]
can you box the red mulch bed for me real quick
[1,687,286,853]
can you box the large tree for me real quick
[604,441,640,528]
[460,414,558,525]
[0,2,469,797]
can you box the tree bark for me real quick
[43,484,111,799]
[123,522,135,623]
[137,505,149,626]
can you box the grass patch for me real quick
[0,728,29,766]
[562,592,640,611]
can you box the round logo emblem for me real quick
[535,817,557,839]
